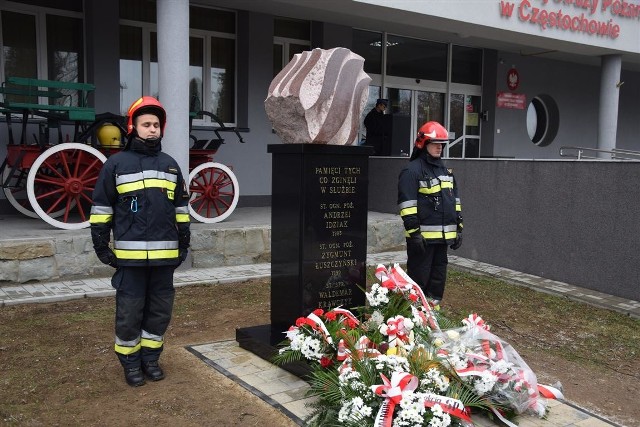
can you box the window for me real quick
[386,35,447,82]
[210,37,235,123]
[119,25,143,115]
[189,37,204,113]
[527,94,559,146]
[1,7,84,104]
[416,91,445,128]
[1,11,37,82]
[119,5,237,124]
[273,17,310,76]
[448,94,481,158]
[352,29,382,75]
[451,45,483,85]
[119,0,156,23]
[359,85,381,143]
[46,15,84,89]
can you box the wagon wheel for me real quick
[2,165,71,219]
[26,143,107,230]
[188,162,239,223]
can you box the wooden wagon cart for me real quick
[0,77,244,230]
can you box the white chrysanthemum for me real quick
[288,330,305,351]
[337,396,373,422]
[300,335,323,360]
[403,318,414,330]
[410,306,426,327]
[373,354,410,374]
[445,353,469,371]
[394,392,426,426]
[370,310,385,327]
[490,359,513,374]
[422,368,450,393]
[285,327,299,342]
[366,283,390,307]
[473,370,498,394]
[401,341,415,353]
[429,404,452,427]
[339,369,362,384]
[362,309,386,332]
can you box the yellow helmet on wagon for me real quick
[97,124,122,148]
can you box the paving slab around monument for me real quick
[187,339,618,427]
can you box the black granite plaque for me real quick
[237,144,373,363]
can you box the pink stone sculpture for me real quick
[265,47,371,145]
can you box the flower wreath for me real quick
[274,263,563,427]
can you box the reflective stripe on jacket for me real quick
[397,153,462,244]
[89,149,190,266]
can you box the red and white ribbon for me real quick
[537,384,564,400]
[391,264,441,331]
[376,264,441,332]
[385,316,410,342]
[306,312,333,344]
[462,313,490,331]
[422,393,472,423]
[371,372,419,427]
[330,307,360,326]
[337,335,381,361]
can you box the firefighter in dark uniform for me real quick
[90,96,191,387]
[397,121,462,306]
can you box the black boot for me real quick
[142,360,165,381]
[124,367,146,387]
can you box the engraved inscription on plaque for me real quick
[303,161,368,313]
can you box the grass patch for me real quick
[443,269,639,372]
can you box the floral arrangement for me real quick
[274,264,564,427]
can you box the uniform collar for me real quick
[129,136,162,155]
[419,150,444,167]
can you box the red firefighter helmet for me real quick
[415,121,449,149]
[126,96,167,135]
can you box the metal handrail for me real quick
[559,146,640,160]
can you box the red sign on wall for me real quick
[507,68,519,91]
[497,92,526,110]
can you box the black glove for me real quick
[96,247,118,268]
[450,234,462,250]
[407,234,426,256]
[177,248,188,266]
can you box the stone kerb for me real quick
[0,215,404,285]
[0,236,107,283]
[367,218,405,253]
[190,226,272,268]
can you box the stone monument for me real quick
[236,47,373,368]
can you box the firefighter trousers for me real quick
[406,241,448,300]
[112,265,175,369]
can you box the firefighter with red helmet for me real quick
[397,121,462,306]
[90,96,190,387]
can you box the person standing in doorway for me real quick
[364,98,389,155]
[397,121,462,306]
[90,96,191,387]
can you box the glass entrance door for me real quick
[387,88,446,157]
[448,93,481,158]
[416,90,445,142]
[386,88,412,156]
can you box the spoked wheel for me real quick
[188,162,239,223]
[26,143,107,230]
[3,166,39,218]
[3,165,72,219]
